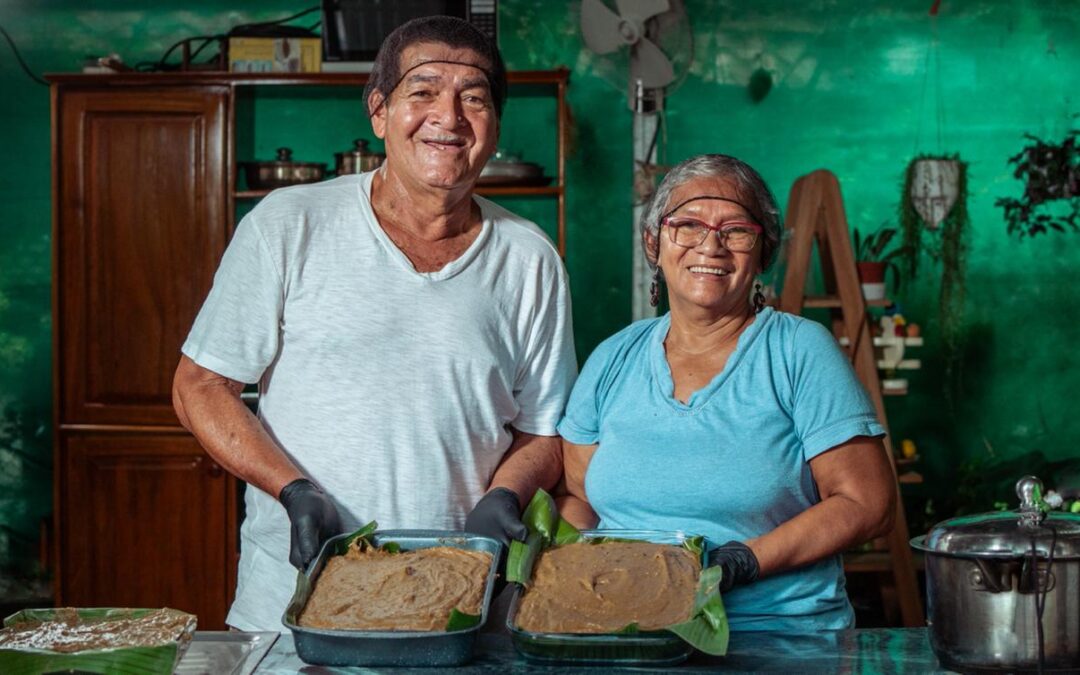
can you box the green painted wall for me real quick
[1,1,1077,573]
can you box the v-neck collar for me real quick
[357,172,492,281]
[650,307,775,412]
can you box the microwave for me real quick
[321,0,498,72]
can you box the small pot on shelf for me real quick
[856,261,887,301]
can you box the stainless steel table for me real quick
[253,628,952,673]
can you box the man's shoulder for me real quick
[475,196,561,261]
[249,175,365,232]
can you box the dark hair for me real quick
[641,154,782,272]
[364,16,508,119]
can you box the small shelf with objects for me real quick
[226,69,571,256]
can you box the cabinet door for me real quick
[56,87,229,426]
[59,432,236,629]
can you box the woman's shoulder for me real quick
[759,308,837,352]
[580,316,663,374]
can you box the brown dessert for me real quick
[298,544,492,631]
[0,608,195,653]
[515,541,700,633]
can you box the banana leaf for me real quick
[0,607,196,675]
[508,489,728,655]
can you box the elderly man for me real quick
[172,16,576,631]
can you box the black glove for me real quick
[464,487,529,548]
[708,541,760,592]
[279,478,342,570]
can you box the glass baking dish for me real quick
[507,529,707,665]
[282,529,501,667]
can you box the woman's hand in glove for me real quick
[708,541,760,592]
[279,478,342,569]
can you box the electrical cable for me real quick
[0,23,48,86]
[1031,523,1057,675]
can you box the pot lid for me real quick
[912,476,1080,559]
[335,138,384,158]
[249,147,325,168]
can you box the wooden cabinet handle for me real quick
[207,462,224,478]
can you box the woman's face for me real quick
[656,175,763,315]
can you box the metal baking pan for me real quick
[507,529,706,666]
[175,631,277,675]
[282,529,501,667]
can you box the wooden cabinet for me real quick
[51,82,236,628]
[58,432,234,624]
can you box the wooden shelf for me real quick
[840,336,924,347]
[46,68,571,87]
[898,471,923,484]
[235,185,562,200]
[877,359,921,370]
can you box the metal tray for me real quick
[175,631,277,675]
[507,529,705,666]
[282,529,501,667]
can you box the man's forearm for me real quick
[487,429,563,508]
[173,358,303,498]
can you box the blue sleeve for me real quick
[789,319,886,461]
[556,336,621,445]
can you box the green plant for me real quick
[899,155,969,402]
[995,129,1080,237]
[853,226,908,292]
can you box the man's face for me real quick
[370,42,499,192]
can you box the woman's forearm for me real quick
[747,438,896,577]
[554,494,599,529]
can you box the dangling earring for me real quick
[753,282,766,313]
[650,269,661,307]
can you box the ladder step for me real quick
[804,295,891,308]
[844,550,925,573]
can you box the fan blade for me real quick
[630,36,675,88]
[615,0,670,22]
[581,0,626,55]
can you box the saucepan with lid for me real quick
[911,476,1080,673]
[334,138,384,175]
[241,147,326,190]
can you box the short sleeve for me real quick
[789,319,886,461]
[510,260,578,436]
[181,213,285,384]
[555,338,617,445]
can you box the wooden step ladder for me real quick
[777,169,924,627]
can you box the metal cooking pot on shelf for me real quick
[241,147,325,190]
[911,476,1080,673]
[334,138,384,175]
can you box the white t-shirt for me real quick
[181,172,577,630]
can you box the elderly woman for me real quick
[557,154,896,632]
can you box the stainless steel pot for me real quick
[242,147,325,190]
[911,476,1080,673]
[334,138,384,175]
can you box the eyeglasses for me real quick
[661,217,763,252]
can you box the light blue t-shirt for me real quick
[557,307,886,632]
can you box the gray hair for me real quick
[640,154,781,272]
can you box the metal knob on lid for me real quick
[1016,475,1048,529]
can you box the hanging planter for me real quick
[900,154,969,402]
[909,159,961,230]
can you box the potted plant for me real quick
[995,129,1079,237]
[853,226,905,301]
